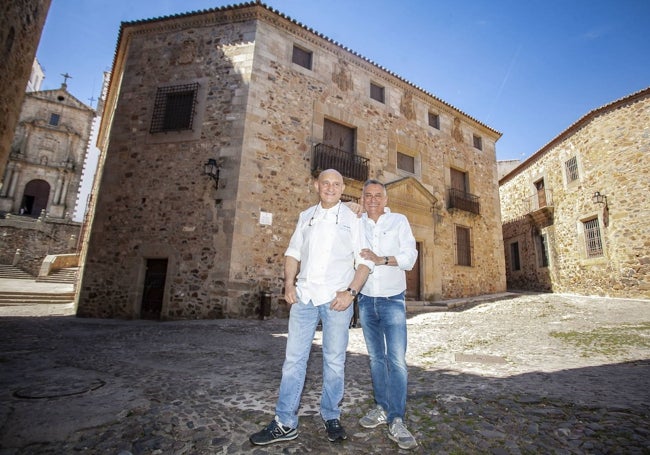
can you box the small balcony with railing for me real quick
[448,188,481,215]
[525,189,554,227]
[311,143,369,182]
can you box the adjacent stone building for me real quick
[78,2,506,320]
[500,87,650,299]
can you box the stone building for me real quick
[0,81,95,276]
[500,87,650,299]
[78,2,506,320]
[0,0,52,185]
[1,82,95,219]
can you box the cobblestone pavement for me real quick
[0,293,649,454]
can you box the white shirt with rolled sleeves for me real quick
[284,201,374,306]
[361,208,418,297]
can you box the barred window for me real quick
[292,45,312,70]
[565,156,579,182]
[510,242,521,271]
[150,83,199,134]
[456,226,472,266]
[49,113,60,126]
[583,218,603,258]
[370,82,385,103]
[428,112,440,129]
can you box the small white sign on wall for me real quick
[260,211,273,225]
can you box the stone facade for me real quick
[1,84,95,219]
[500,87,650,299]
[78,3,506,320]
[0,0,51,185]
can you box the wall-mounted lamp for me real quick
[203,158,221,189]
[592,191,608,207]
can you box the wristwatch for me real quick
[384,256,389,265]
[346,287,358,297]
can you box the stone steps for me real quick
[0,264,33,280]
[36,267,79,284]
[0,291,76,306]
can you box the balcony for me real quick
[525,189,554,228]
[448,188,481,215]
[311,143,369,182]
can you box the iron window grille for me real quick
[565,156,579,182]
[49,113,60,126]
[584,218,603,258]
[473,134,483,150]
[456,225,472,266]
[150,82,199,134]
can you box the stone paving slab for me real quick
[0,292,649,454]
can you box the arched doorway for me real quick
[21,179,50,217]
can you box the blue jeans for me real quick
[358,292,408,422]
[275,299,353,428]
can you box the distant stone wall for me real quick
[0,217,80,276]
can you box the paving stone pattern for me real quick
[0,293,649,454]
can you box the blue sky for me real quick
[36,0,650,162]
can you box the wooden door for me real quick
[141,259,168,320]
[405,242,421,300]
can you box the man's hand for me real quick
[344,201,363,218]
[284,283,298,305]
[331,290,355,311]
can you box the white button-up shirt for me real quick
[285,201,373,306]
[360,208,418,297]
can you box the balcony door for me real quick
[535,179,546,208]
[323,119,355,154]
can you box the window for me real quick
[565,156,579,183]
[536,234,549,267]
[49,113,60,126]
[456,226,472,266]
[397,152,415,173]
[292,45,312,70]
[583,218,603,258]
[473,134,483,150]
[428,112,440,129]
[370,82,385,103]
[510,242,521,271]
[150,82,199,134]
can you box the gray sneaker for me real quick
[359,405,387,428]
[388,417,417,450]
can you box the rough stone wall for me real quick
[0,0,51,184]
[500,89,650,298]
[1,88,94,217]
[78,4,505,320]
[0,217,80,275]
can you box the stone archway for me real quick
[21,179,50,217]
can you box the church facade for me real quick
[78,2,506,319]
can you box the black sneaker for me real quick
[249,416,298,445]
[324,418,347,442]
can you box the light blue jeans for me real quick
[358,292,408,422]
[275,299,353,428]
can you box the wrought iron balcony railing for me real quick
[312,143,369,182]
[526,189,553,212]
[448,188,481,215]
